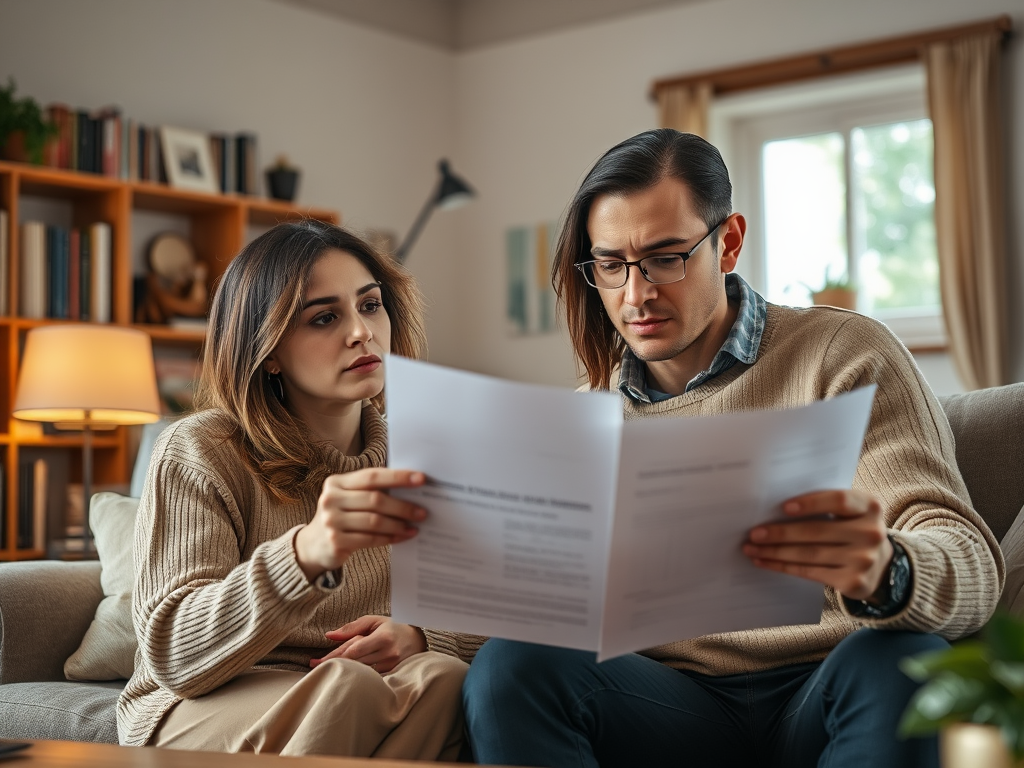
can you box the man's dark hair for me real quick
[551,129,733,389]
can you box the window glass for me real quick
[851,119,938,316]
[762,132,847,307]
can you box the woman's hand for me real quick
[310,616,428,674]
[742,489,894,602]
[294,468,427,582]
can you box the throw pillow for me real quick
[997,503,1024,618]
[64,492,140,681]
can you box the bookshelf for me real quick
[0,160,339,560]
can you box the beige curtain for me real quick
[925,31,1008,389]
[657,81,712,137]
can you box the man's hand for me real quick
[742,489,894,602]
[310,616,428,674]
[294,468,427,582]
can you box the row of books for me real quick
[19,220,113,322]
[0,451,61,552]
[210,132,259,195]
[42,105,261,195]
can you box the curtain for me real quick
[925,31,1008,390]
[657,81,712,137]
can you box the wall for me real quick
[452,0,1023,395]
[1,0,1020,395]
[0,0,465,362]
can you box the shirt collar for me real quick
[618,273,767,403]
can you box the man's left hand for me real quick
[742,489,893,602]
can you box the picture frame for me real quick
[159,126,219,194]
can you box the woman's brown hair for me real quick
[551,129,733,389]
[194,220,426,500]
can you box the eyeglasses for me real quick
[575,220,725,290]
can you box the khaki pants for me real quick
[151,651,468,760]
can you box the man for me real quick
[461,129,1003,768]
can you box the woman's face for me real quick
[266,249,391,412]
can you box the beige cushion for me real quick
[998,503,1024,618]
[63,493,139,681]
[939,382,1024,541]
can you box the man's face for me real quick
[586,176,736,377]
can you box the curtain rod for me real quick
[650,14,1012,100]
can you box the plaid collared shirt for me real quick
[618,273,767,403]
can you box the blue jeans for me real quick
[462,629,946,767]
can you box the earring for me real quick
[268,372,285,404]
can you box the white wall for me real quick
[452,0,1023,392]
[1,0,1020,393]
[0,0,465,361]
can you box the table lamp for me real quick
[13,325,161,554]
[394,159,476,264]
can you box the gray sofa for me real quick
[1,384,1023,745]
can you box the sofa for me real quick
[1,383,1023,745]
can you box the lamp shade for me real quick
[435,159,475,211]
[14,325,161,425]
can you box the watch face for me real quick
[889,540,911,605]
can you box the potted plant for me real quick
[900,612,1024,768]
[0,79,57,165]
[806,266,857,310]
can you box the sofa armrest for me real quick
[0,560,103,684]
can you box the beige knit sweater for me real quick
[625,303,1004,676]
[116,403,483,747]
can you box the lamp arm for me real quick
[394,186,439,264]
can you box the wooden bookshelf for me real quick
[0,160,339,559]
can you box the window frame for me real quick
[709,64,946,349]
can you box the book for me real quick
[32,458,47,551]
[76,110,89,172]
[44,104,74,169]
[19,220,46,319]
[121,118,131,180]
[0,208,8,315]
[16,460,32,549]
[45,225,70,319]
[79,226,92,320]
[0,462,5,550]
[235,133,258,195]
[90,222,112,323]
[68,228,81,320]
[45,225,57,317]
[386,357,876,661]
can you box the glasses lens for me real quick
[641,254,686,284]
[584,261,627,289]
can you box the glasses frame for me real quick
[575,219,727,290]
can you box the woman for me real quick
[117,221,481,759]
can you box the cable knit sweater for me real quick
[117,402,483,747]
[622,303,1004,676]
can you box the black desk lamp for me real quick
[394,159,475,264]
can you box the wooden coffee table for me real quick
[4,739,507,767]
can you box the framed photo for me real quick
[160,126,218,194]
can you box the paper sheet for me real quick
[386,356,875,659]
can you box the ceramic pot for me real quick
[0,130,29,163]
[266,168,300,202]
[941,723,1019,768]
[811,288,857,311]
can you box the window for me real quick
[712,65,944,347]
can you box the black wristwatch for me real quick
[847,535,912,619]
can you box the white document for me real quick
[387,356,875,661]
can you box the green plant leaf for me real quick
[900,642,989,681]
[986,613,1024,662]
[991,661,1024,697]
